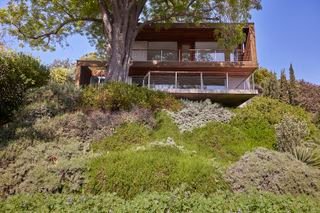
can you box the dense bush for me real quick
[0,52,48,122]
[50,67,69,83]
[0,82,82,143]
[32,109,154,143]
[1,191,320,212]
[0,138,94,198]
[81,82,181,112]
[87,147,227,199]
[167,99,233,132]
[231,97,319,145]
[275,115,310,152]
[225,148,320,196]
[182,123,265,164]
[93,122,152,151]
[2,82,82,130]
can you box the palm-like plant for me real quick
[290,146,320,169]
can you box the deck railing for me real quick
[132,49,248,62]
[142,71,256,92]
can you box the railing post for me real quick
[175,72,178,89]
[178,49,181,62]
[148,72,151,89]
[200,72,204,90]
[215,50,217,62]
[252,73,255,91]
[160,50,163,61]
[196,49,199,62]
[226,72,229,90]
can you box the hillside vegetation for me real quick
[1,82,320,212]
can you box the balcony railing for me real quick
[132,49,248,62]
[142,71,257,92]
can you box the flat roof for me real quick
[140,22,254,29]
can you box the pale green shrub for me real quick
[0,139,95,198]
[275,115,310,152]
[168,99,233,132]
[225,148,320,196]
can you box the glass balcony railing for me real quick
[131,49,247,62]
[141,71,256,92]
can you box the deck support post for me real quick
[226,72,229,90]
[175,72,178,89]
[200,72,204,90]
[148,72,151,89]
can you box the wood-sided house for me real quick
[76,23,259,106]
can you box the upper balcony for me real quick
[130,23,258,75]
[132,48,247,63]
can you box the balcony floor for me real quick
[155,88,258,106]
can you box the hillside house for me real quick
[76,23,258,106]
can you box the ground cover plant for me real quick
[1,191,320,213]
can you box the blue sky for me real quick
[1,0,320,84]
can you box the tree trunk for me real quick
[99,0,146,82]
[107,21,137,82]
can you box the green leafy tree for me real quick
[279,69,289,103]
[263,72,279,99]
[0,0,261,82]
[288,64,298,105]
[254,67,273,86]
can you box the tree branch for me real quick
[13,17,102,41]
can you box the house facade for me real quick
[76,23,258,106]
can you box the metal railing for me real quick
[132,48,248,62]
[142,71,256,91]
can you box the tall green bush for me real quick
[0,52,48,122]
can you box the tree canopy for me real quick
[0,0,262,81]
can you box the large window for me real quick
[132,41,178,61]
[148,42,178,61]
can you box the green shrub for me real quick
[0,52,48,122]
[87,147,227,198]
[225,148,320,196]
[1,191,320,212]
[275,115,310,152]
[236,97,314,124]
[50,67,70,84]
[81,82,181,112]
[182,122,272,164]
[93,123,151,151]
